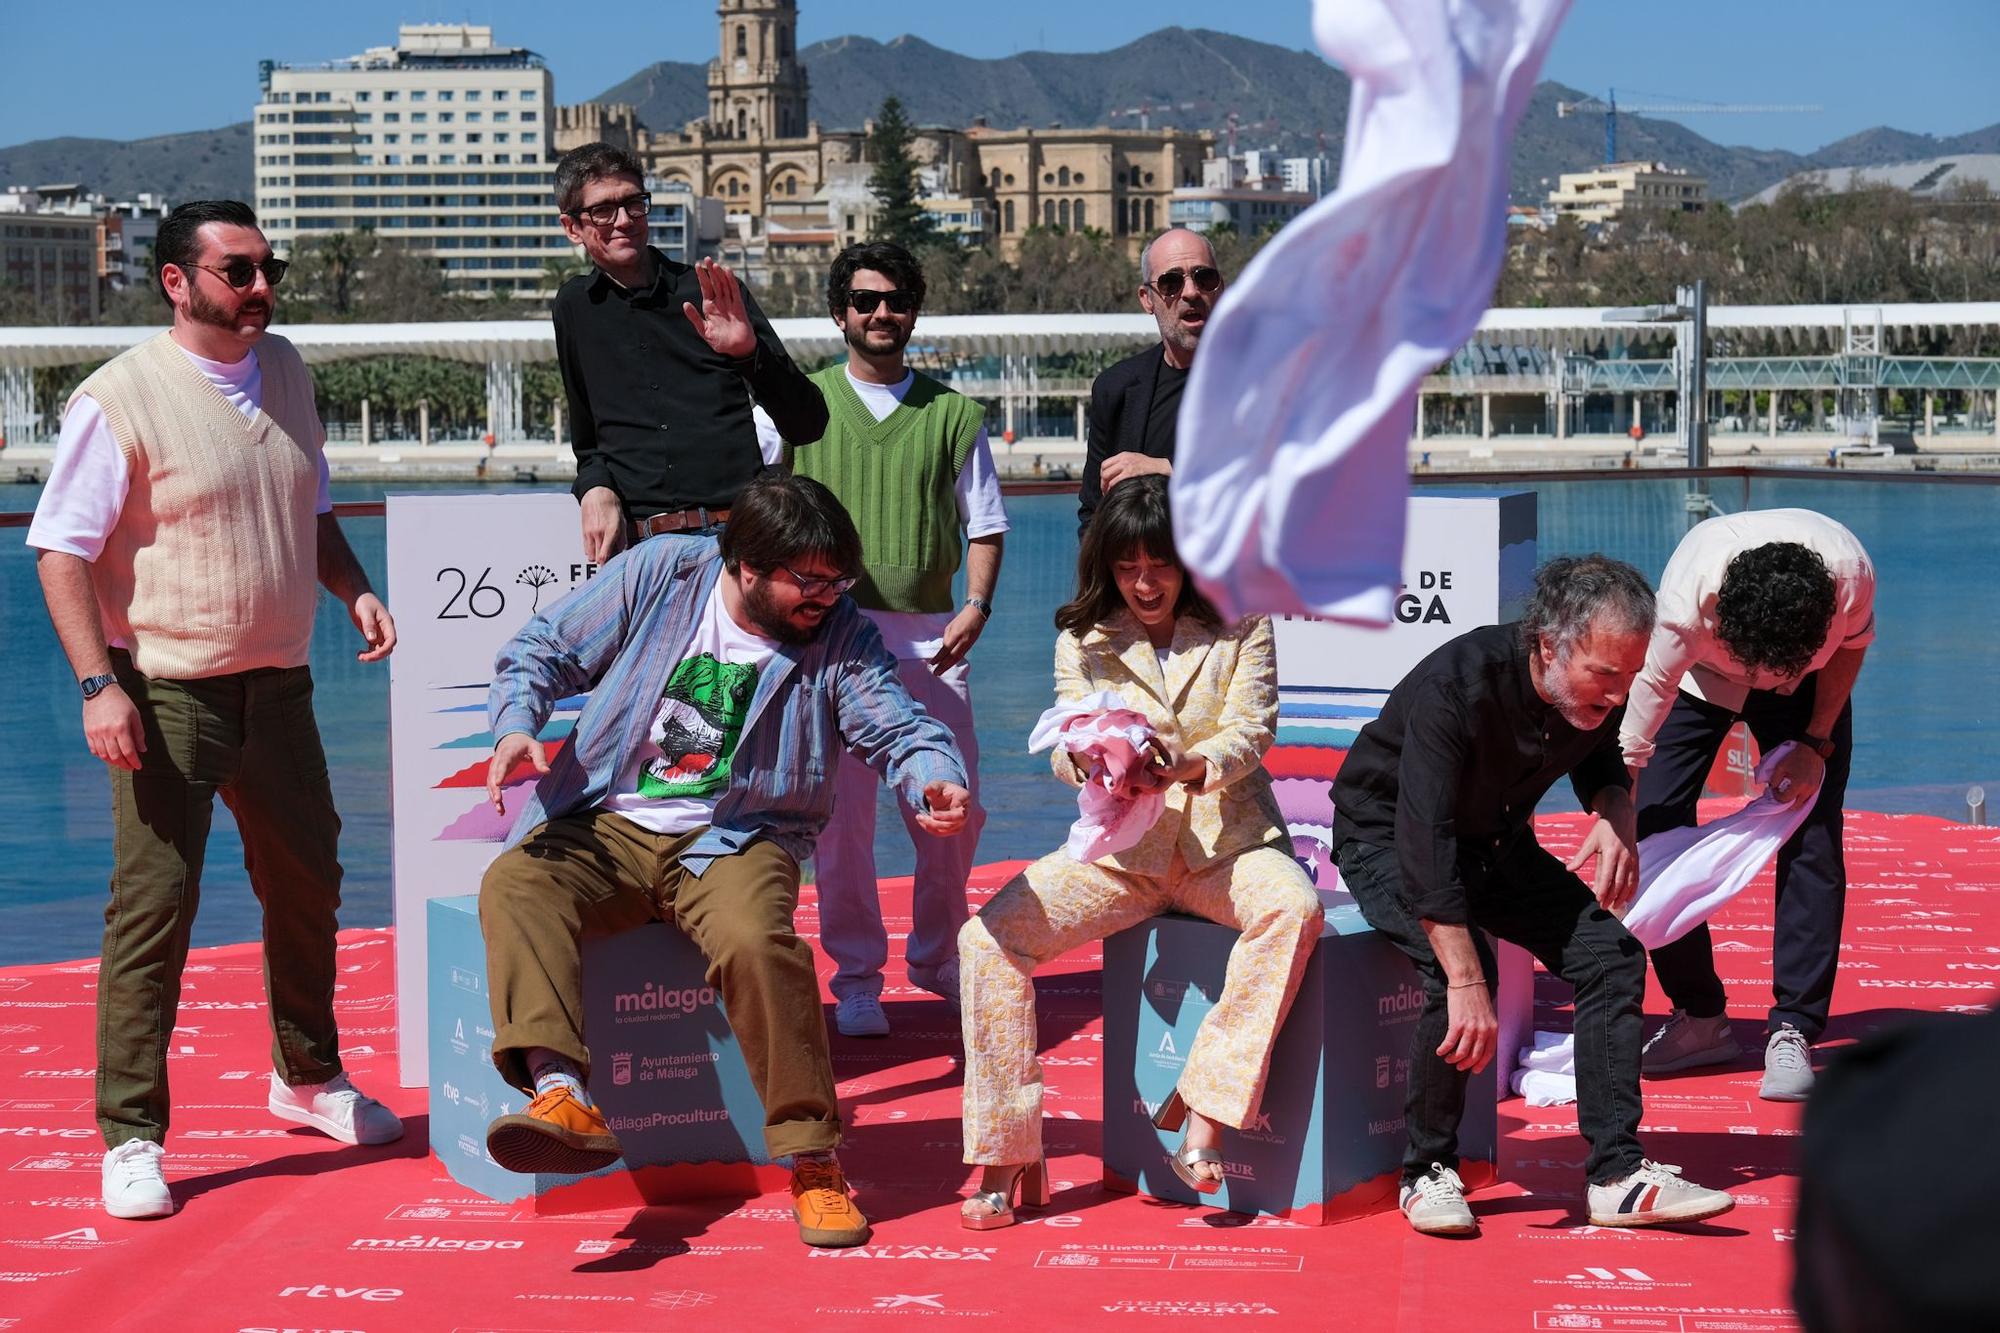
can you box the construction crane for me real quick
[1556,88,1820,165]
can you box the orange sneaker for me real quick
[485,1086,623,1176]
[791,1154,871,1248]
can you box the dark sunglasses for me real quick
[775,562,858,599]
[568,192,650,227]
[183,257,290,289]
[1151,265,1222,300]
[846,289,919,316]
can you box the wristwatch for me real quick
[80,673,117,700]
[964,595,992,620]
[1799,733,1836,759]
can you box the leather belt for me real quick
[629,506,730,541]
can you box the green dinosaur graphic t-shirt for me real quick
[603,584,780,834]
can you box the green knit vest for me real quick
[788,365,984,614]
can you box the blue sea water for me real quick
[2,475,1995,967]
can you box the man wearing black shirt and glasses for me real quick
[1331,556,1734,1238]
[1076,228,1223,535]
[551,142,828,563]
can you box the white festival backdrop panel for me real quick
[385,492,1537,1086]
[387,492,603,1086]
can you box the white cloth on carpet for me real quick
[1511,741,1821,1102]
[1170,0,1570,623]
[1510,1029,1580,1105]
[1027,690,1166,862]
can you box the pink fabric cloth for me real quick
[1027,691,1168,862]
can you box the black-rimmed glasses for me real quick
[1151,265,1222,300]
[847,289,919,316]
[183,257,290,289]
[775,563,859,599]
[567,192,651,227]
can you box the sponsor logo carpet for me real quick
[0,816,1990,1328]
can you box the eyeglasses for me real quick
[846,289,919,316]
[774,562,858,599]
[1151,265,1222,300]
[567,192,651,227]
[182,257,290,289]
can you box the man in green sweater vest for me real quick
[759,241,1007,1037]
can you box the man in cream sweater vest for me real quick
[759,241,1006,1037]
[27,201,404,1222]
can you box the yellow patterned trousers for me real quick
[959,842,1323,1165]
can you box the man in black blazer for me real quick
[1077,228,1224,535]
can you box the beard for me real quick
[1541,661,1610,731]
[187,280,269,337]
[741,577,825,645]
[845,318,910,356]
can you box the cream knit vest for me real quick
[73,331,322,680]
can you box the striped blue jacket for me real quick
[488,537,967,874]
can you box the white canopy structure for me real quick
[5,303,1999,447]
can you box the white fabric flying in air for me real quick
[1510,742,1821,1102]
[1170,0,1571,622]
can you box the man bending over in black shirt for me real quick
[1331,555,1734,1238]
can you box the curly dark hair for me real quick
[1713,541,1837,678]
[827,240,926,319]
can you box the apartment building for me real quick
[1546,161,1708,226]
[0,186,104,322]
[253,24,564,295]
[1167,155,1314,237]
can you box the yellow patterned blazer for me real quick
[1050,609,1289,877]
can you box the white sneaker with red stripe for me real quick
[1587,1159,1734,1227]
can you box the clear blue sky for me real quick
[5,0,1995,155]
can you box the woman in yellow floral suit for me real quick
[958,475,1324,1229]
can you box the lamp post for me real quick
[1604,280,1710,526]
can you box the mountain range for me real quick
[5,27,1994,210]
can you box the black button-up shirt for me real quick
[1331,622,1631,925]
[552,248,828,517]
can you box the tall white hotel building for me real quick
[252,24,566,296]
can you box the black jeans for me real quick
[1336,836,1648,1186]
[1634,678,1852,1041]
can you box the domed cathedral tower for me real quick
[708,0,809,142]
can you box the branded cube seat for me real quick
[1101,888,1529,1223]
[426,894,772,1205]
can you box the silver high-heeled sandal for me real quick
[1151,1090,1224,1195]
[960,1158,1051,1230]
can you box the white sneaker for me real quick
[1587,1159,1734,1227]
[268,1072,404,1146]
[1398,1162,1477,1236]
[834,993,891,1038]
[1760,1025,1816,1102]
[102,1140,174,1219]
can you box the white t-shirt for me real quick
[1620,509,1876,769]
[26,341,334,562]
[754,367,1008,661]
[602,583,781,835]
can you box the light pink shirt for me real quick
[1620,509,1876,769]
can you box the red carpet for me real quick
[1,810,1995,1332]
